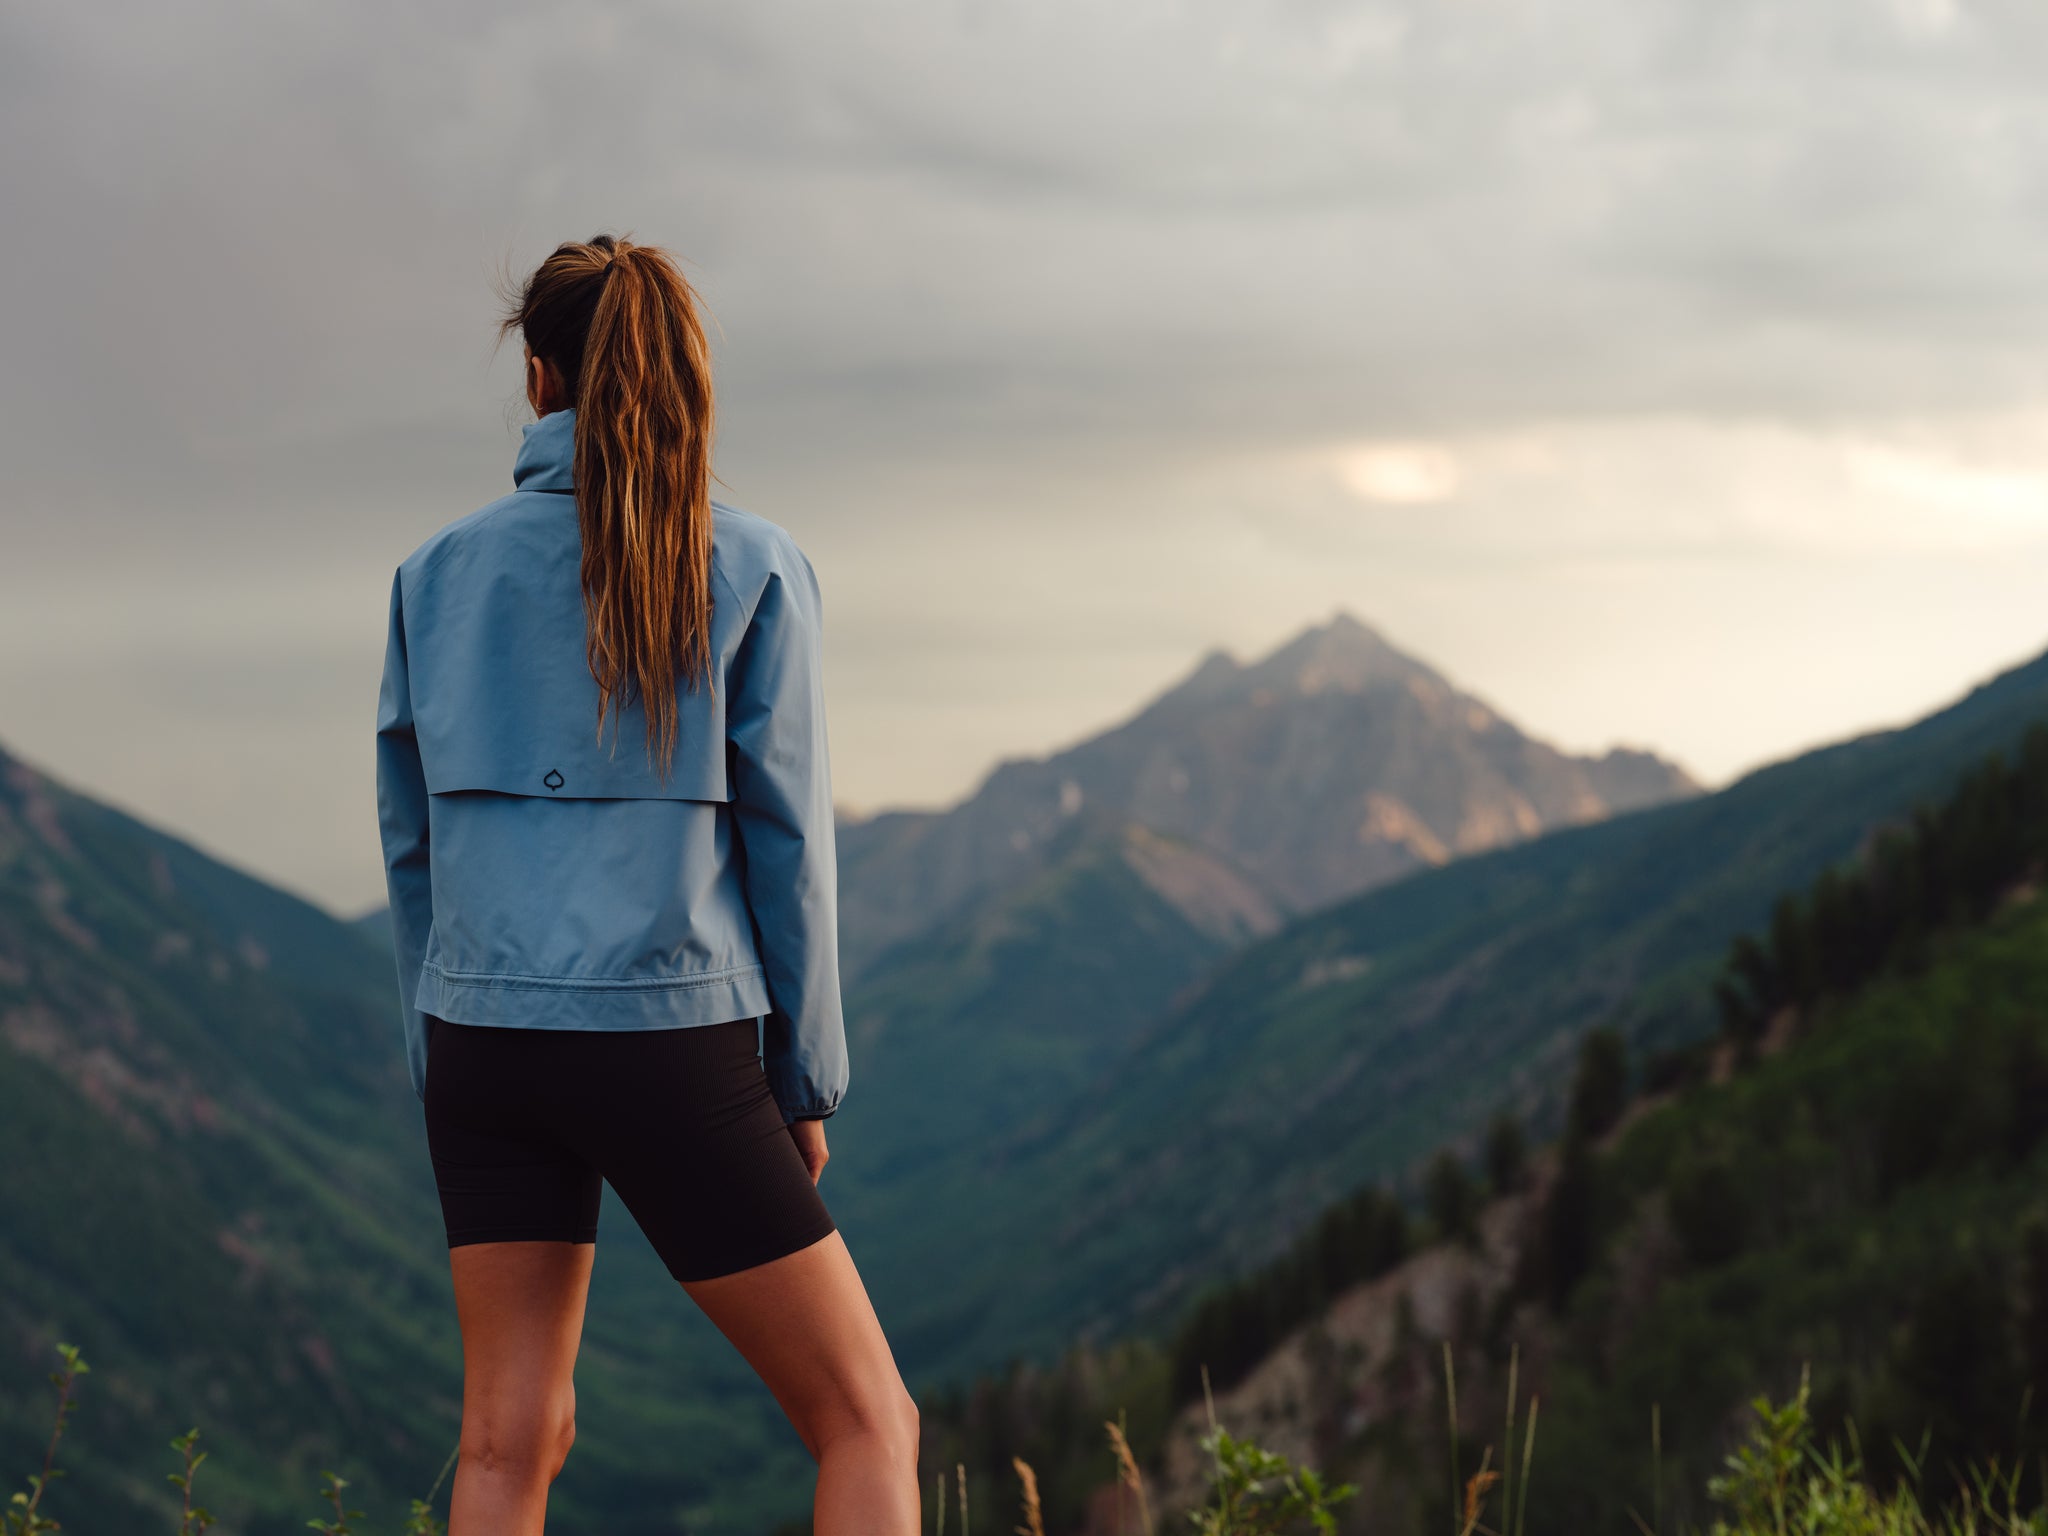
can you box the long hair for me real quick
[496,233,717,782]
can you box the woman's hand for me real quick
[790,1118,829,1184]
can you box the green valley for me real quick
[9,630,2048,1532]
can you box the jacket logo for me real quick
[543,769,565,791]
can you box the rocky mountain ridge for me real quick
[836,611,1699,975]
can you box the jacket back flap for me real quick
[403,500,733,803]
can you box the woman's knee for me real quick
[462,1391,577,1483]
[811,1386,919,1468]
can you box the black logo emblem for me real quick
[543,769,565,791]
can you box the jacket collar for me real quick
[513,407,576,492]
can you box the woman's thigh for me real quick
[681,1229,913,1456]
[568,1020,839,1284]
[449,1240,595,1439]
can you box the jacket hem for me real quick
[417,963,772,1031]
[421,958,765,992]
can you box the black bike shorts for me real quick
[422,1013,838,1283]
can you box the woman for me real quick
[374,233,919,1536]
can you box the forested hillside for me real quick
[918,723,2048,1535]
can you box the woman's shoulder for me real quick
[395,491,563,591]
[710,498,820,605]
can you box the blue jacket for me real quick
[373,407,848,1123]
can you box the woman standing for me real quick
[374,233,918,1535]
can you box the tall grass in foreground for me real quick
[1696,1366,2047,1536]
[10,1342,2047,1534]
[1004,1353,2048,1536]
[4,1344,456,1536]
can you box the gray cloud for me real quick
[6,0,2048,911]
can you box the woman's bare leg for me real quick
[446,1241,595,1536]
[683,1229,920,1536]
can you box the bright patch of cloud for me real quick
[1335,443,1462,504]
[1291,409,2048,558]
[1840,440,2048,539]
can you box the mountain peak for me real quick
[1246,609,1437,697]
[838,603,1706,964]
[1322,608,1379,641]
[1154,611,1428,712]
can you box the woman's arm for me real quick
[374,567,437,1102]
[726,538,850,1126]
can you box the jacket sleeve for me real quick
[726,539,850,1124]
[374,566,437,1103]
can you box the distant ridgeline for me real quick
[916,720,2048,1536]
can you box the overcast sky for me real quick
[6,0,2048,915]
